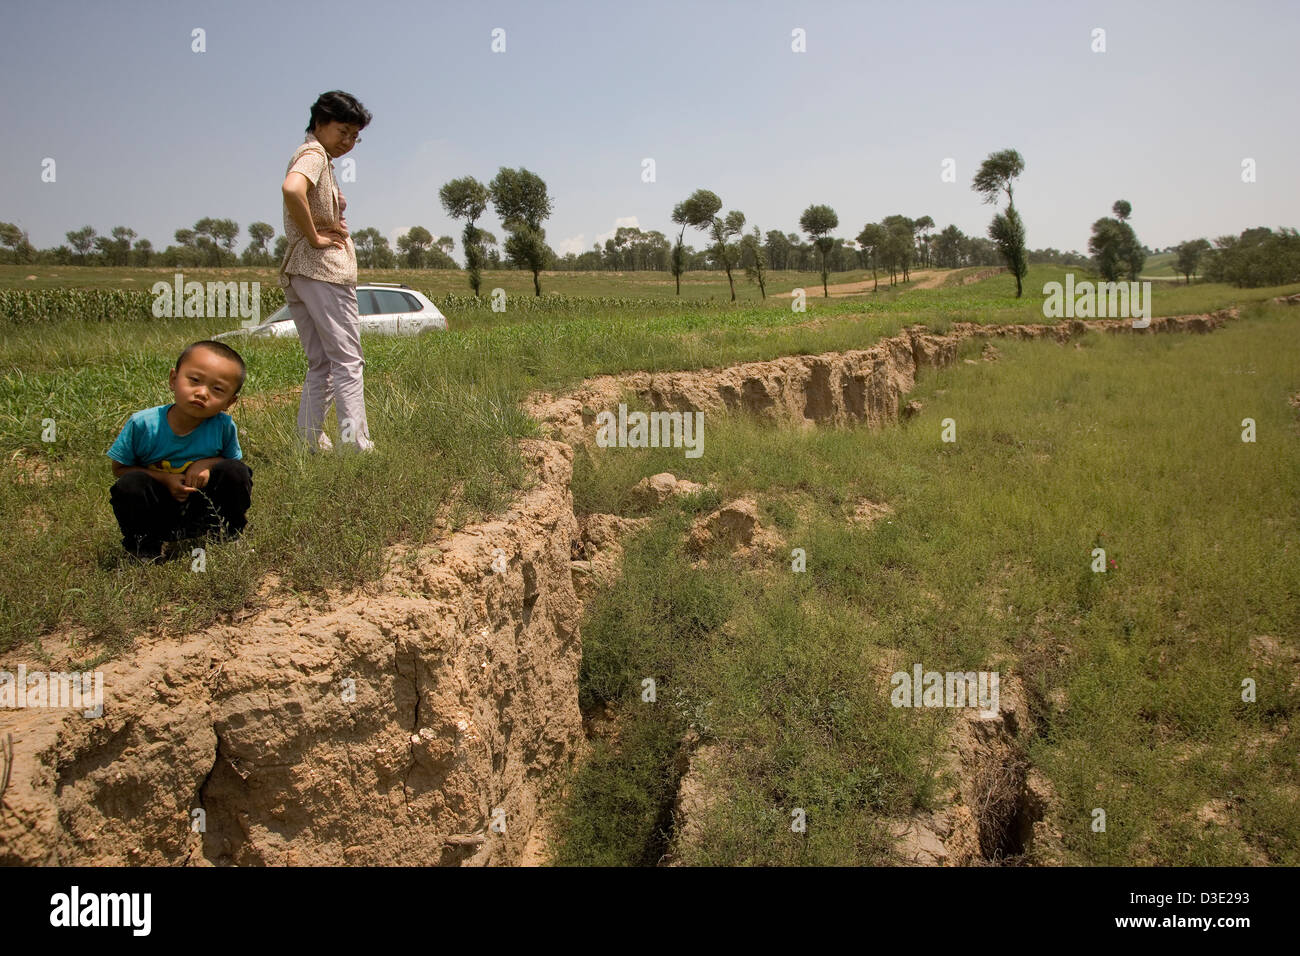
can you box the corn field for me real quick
[0,288,716,326]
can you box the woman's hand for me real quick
[310,227,348,250]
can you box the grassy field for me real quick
[0,263,872,303]
[1141,251,1178,278]
[552,297,1300,866]
[2,265,1295,658]
[2,264,1298,868]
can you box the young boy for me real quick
[107,340,253,563]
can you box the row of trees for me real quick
[7,155,1295,293]
[1199,227,1300,287]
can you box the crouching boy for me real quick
[107,340,253,562]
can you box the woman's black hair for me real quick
[306,91,373,134]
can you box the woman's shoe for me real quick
[303,432,333,455]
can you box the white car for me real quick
[213,283,448,340]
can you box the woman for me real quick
[279,90,375,453]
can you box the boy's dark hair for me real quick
[306,90,372,133]
[176,341,247,397]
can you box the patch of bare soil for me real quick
[234,386,300,414]
[775,266,1006,298]
[885,675,1065,866]
[7,450,70,486]
[685,497,785,569]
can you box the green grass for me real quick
[548,299,1300,866]
[0,263,868,303]
[3,265,1296,659]
[4,267,1299,866]
[1141,251,1178,278]
[3,259,1298,865]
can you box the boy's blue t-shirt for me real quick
[107,404,242,474]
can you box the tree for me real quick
[247,222,275,262]
[131,238,153,267]
[439,175,491,295]
[1120,227,1145,280]
[1201,227,1300,288]
[780,232,800,271]
[0,222,22,262]
[672,190,722,295]
[93,234,117,264]
[740,225,768,299]
[989,207,1028,291]
[364,230,395,268]
[190,217,238,265]
[972,149,1028,296]
[913,215,935,268]
[1089,219,1123,281]
[351,227,379,268]
[66,225,96,263]
[1088,200,1144,281]
[673,189,745,302]
[933,224,965,269]
[1174,238,1211,285]
[762,230,791,271]
[211,219,240,265]
[489,166,554,296]
[708,209,746,301]
[882,215,916,283]
[855,223,885,291]
[799,204,839,297]
[102,226,135,266]
[669,203,691,293]
[396,225,433,269]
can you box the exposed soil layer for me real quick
[524,311,1239,447]
[1,440,583,866]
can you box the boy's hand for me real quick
[184,464,211,490]
[148,466,192,503]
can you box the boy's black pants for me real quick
[110,460,253,553]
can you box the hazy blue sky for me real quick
[2,0,1295,260]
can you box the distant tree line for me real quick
[6,152,1296,293]
[1199,228,1300,287]
[0,212,1075,279]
